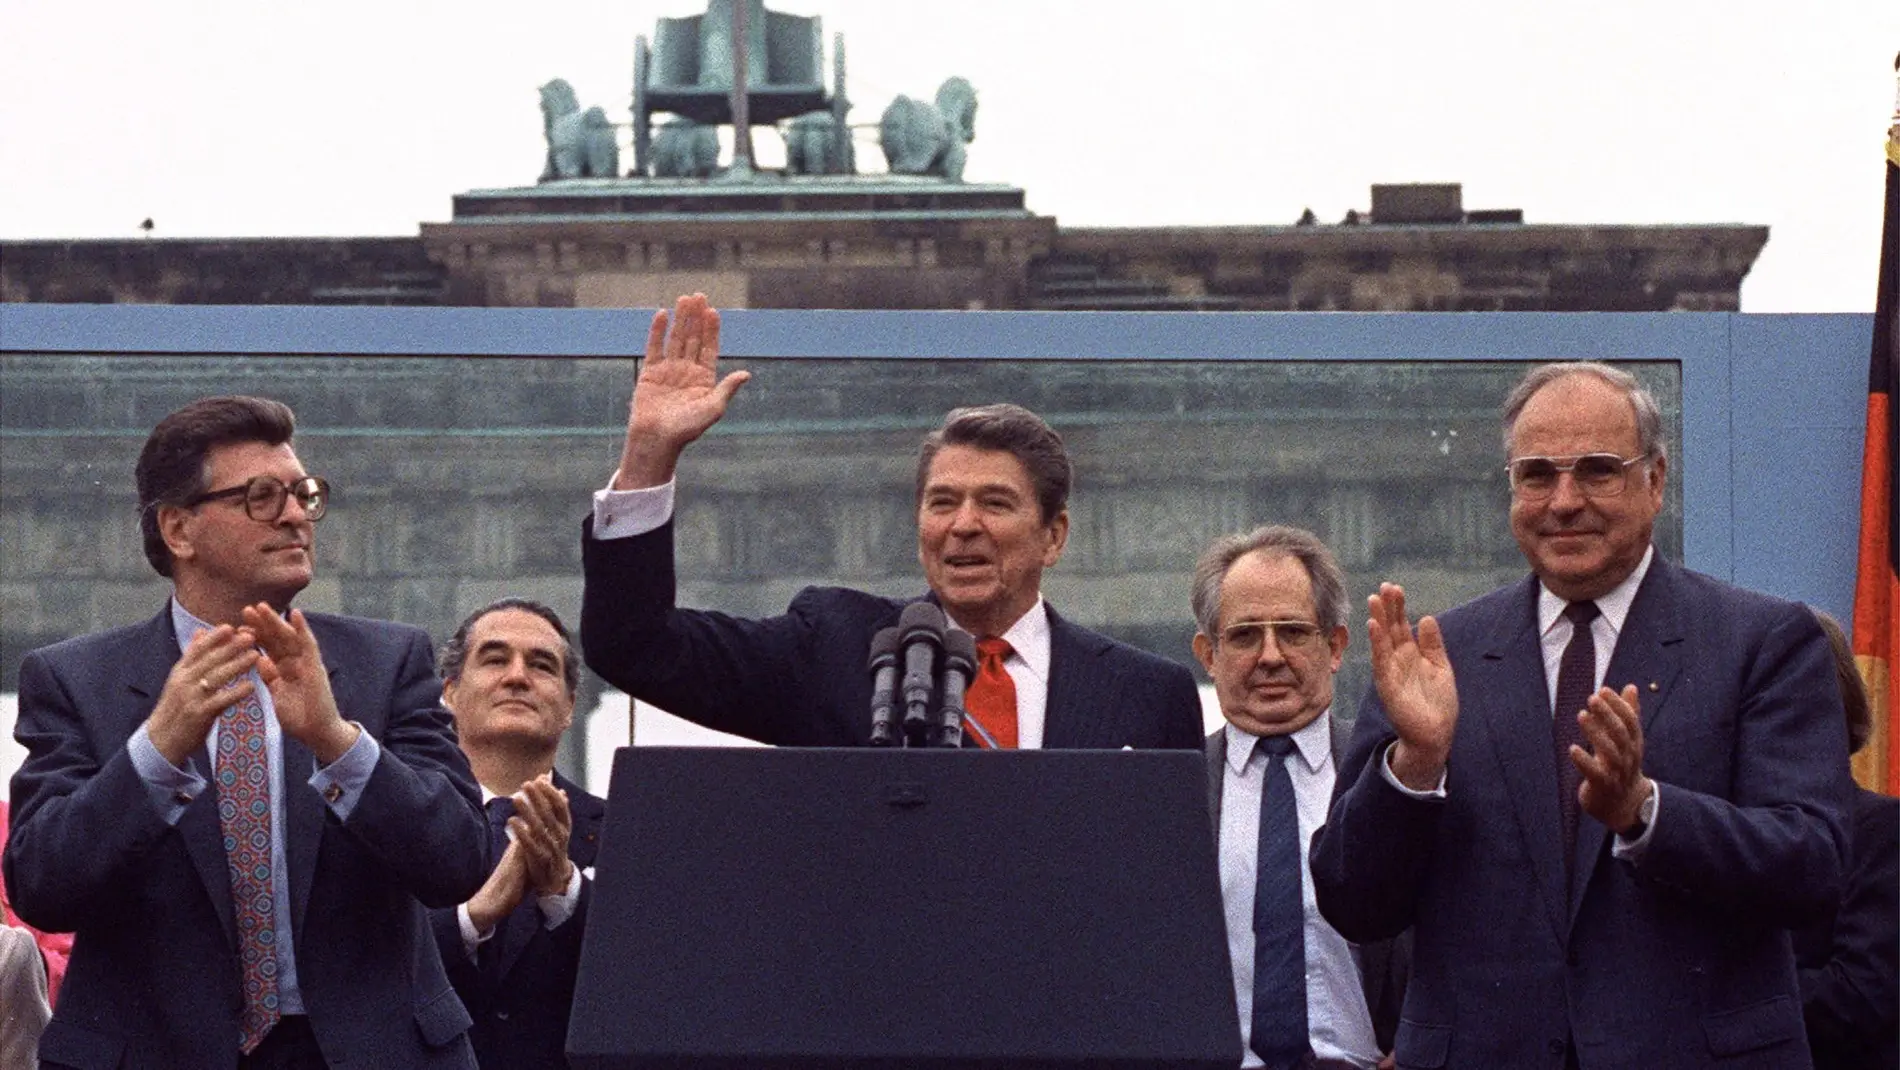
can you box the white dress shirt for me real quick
[592,478,1056,748]
[1219,714,1381,1069]
[455,785,585,958]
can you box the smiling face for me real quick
[1192,549,1347,737]
[916,445,1069,638]
[1508,373,1665,601]
[160,440,316,617]
[442,608,576,755]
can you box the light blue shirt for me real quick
[125,599,382,1016]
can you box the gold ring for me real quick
[199,677,214,694]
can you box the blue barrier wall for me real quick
[1,305,1873,621]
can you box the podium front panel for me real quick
[569,747,1240,1070]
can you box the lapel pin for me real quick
[1647,681,1659,692]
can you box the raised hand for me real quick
[1572,684,1653,834]
[1366,583,1459,790]
[613,292,752,489]
[510,775,575,897]
[147,625,261,766]
[243,604,359,764]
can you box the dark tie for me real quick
[480,797,522,968]
[1553,600,1601,884]
[965,638,1019,749]
[217,685,279,1053]
[1250,734,1306,1069]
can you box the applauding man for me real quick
[1310,363,1852,1069]
[432,599,605,1070]
[4,396,486,1070]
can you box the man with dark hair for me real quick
[4,395,487,1070]
[1311,362,1852,1068]
[430,599,606,1070]
[1192,525,1404,1070]
[580,294,1201,749]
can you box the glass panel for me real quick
[0,353,1683,734]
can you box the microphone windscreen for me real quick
[943,628,977,672]
[897,602,946,644]
[868,626,901,668]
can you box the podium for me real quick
[568,747,1241,1069]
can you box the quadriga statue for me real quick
[878,77,976,182]
[539,78,620,181]
[652,119,720,178]
[783,112,853,176]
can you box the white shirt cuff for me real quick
[1611,783,1661,860]
[307,725,381,822]
[592,479,675,540]
[535,861,585,930]
[456,902,495,960]
[1379,740,1448,799]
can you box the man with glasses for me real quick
[1311,362,1853,1068]
[4,395,487,1070]
[1192,526,1404,1070]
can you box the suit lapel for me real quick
[1042,608,1108,748]
[1568,559,1685,918]
[1204,729,1225,851]
[124,608,241,952]
[1471,578,1572,941]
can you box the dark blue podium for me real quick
[568,747,1240,1070]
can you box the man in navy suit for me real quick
[1310,362,1853,1068]
[431,599,606,1070]
[4,395,487,1070]
[581,294,1201,749]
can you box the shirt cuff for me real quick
[535,861,585,930]
[1611,783,1661,860]
[456,902,495,961]
[307,724,381,822]
[127,723,206,826]
[592,479,675,540]
[1379,740,1448,799]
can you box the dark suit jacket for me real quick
[1794,785,1899,1070]
[1310,556,1853,1070]
[430,774,607,1070]
[1206,717,1410,1056]
[580,518,1204,749]
[3,607,489,1070]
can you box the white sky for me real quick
[0,0,1894,311]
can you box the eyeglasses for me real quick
[1217,620,1324,653]
[181,475,330,523]
[1506,453,1648,501]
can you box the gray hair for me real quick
[1501,361,1667,462]
[1191,525,1347,639]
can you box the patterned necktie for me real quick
[964,638,1019,749]
[217,684,279,1054]
[1552,600,1601,887]
[1250,734,1306,1069]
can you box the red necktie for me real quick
[217,684,280,1053]
[965,637,1019,749]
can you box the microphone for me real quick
[866,627,902,747]
[897,603,945,747]
[934,629,976,749]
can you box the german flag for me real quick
[1850,57,1900,795]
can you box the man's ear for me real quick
[1191,631,1216,675]
[158,504,195,566]
[1041,508,1070,566]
